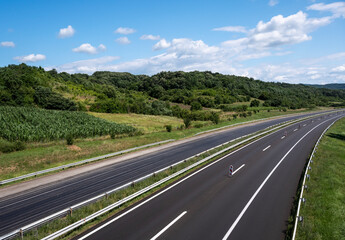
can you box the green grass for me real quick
[89,112,186,133]
[0,108,329,182]
[295,117,345,240]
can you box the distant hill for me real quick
[307,83,345,90]
[1,64,345,120]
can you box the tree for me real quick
[250,99,260,107]
[190,101,202,111]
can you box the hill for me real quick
[1,64,345,120]
[307,83,345,90]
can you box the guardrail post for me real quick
[20,228,23,240]
[70,207,73,216]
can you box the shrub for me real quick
[165,125,172,132]
[233,114,238,120]
[0,139,25,153]
[183,117,191,129]
[250,99,260,107]
[210,112,220,124]
[66,135,74,145]
[247,111,252,117]
[194,123,204,128]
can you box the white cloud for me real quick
[222,11,332,50]
[52,56,119,74]
[58,25,75,38]
[72,43,106,54]
[140,34,160,40]
[308,2,345,18]
[153,39,171,50]
[332,65,345,72]
[14,54,46,62]
[116,37,131,45]
[212,26,247,33]
[1,41,15,47]
[114,27,136,34]
[268,0,278,7]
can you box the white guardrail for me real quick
[0,109,332,186]
[0,139,175,186]
[291,113,345,239]
[0,110,340,240]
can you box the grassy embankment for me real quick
[295,116,345,240]
[0,107,328,181]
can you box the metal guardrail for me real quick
[0,117,318,240]
[0,110,333,186]
[0,110,341,240]
[0,139,175,186]
[291,113,345,239]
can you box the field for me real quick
[0,107,330,181]
[89,112,185,133]
[296,117,345,239]
[0,106,136,142]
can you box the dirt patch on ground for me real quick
[67,145,82,151]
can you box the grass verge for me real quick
[0,108,328,182]
[294,116,345,240]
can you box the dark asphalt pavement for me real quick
[75,112,344,240]
[0,110,339,236]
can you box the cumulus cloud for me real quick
[14,54,46,62]
[269,0,278,7]
[72,43,106,54]
[114,27,136,34]
[116,37,131,45]
[222,11,332,50]
[153,39,171,50]
[140,34,160,40]
[308,2,345,18]
[58,25,75,38]
[212,26,247,33]
[1,41,15,47]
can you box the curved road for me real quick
[76,112,345,240]
[0,110,339,236]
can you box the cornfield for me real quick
[0,106,137,142]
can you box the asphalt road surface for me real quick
[0,110,340,236]
[75,112,345,240]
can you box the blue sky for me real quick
[0,0,345,84]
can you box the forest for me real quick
[1,63,345,122]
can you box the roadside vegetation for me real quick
[0,108,325,181]
[295,117,345,240]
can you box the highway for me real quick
[75,112,345,240]
[0,110,339,236]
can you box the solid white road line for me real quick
[262,145,271,151]
[150,211,187,240]
[294,129,298,132]
[221,118,335,240]
[281,136,285,139]
[78,124,287,240]
[233,164,245,175]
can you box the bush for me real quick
[247,111,252,117]
[194,123,204,128]
[0,139,25,153]
[267,109,271,112]
[190,101,202,111]
[210,112,220,124]
[165,125,172,132]
[66,135,74,145]
[183,117,191,129]
[250,99,260,107]
[233,114,238,120]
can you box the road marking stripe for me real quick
[79,116,339,240]
[221,118,335,240]
[150,211,187,240]
[294,129,298,132]
[262,145,271,151]
[303,124,306,127]
[281,136,285,139]
[233,164,245,175]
